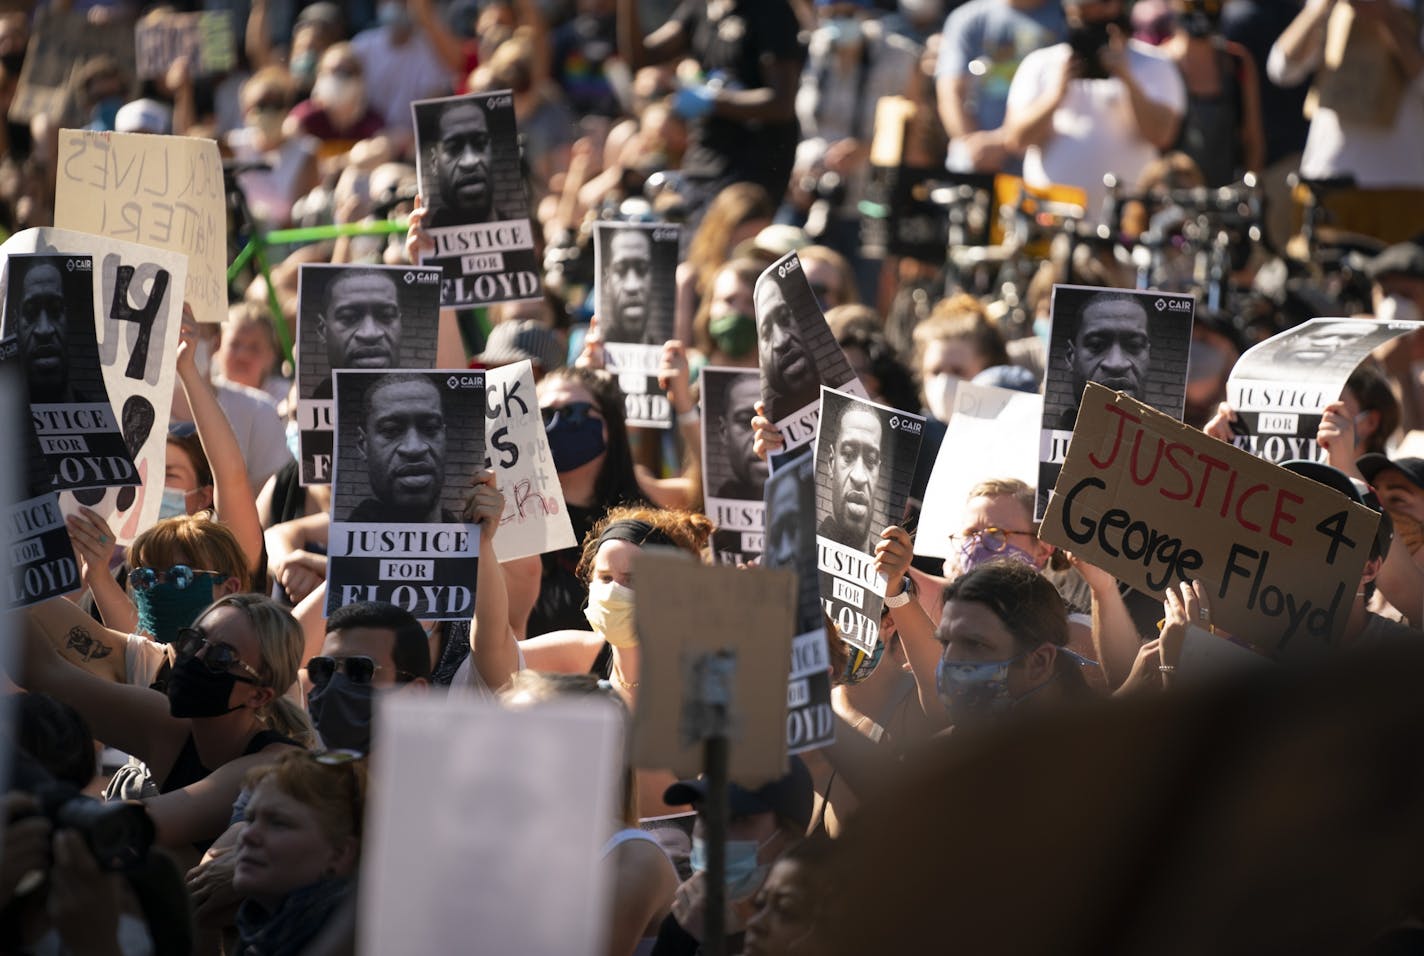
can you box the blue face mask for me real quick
[92,96,123,131]
[134,575,218,646]
[690,833,772,901]
[159,487,189,520]
[544,404,606,473]
[935,655,1019,726]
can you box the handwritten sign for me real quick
[135,10,236,80]
[9,7,137,127]
[55,129,226,325]
[1041,384,1380,658]
[484,360,575,561]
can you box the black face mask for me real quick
[1,52,24,76]
[1181,9,1217,37]
[166,655,243,719]
[1068,13,1129,79]
[307,673,375,755]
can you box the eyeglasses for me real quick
[946,527,1036,553]
[174,627,266,685]
[540,401,599,428]
[306,655,415,687]
[131,565,227,592]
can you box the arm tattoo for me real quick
[66,626,113,663]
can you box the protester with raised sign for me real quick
[691,258,764,370]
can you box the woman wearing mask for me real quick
[675,183,776,347]
[288,43,387,166]
[910,293,1012,423]
[15,593,313,849]
[692,258,764,369]
[225,68,320,229]
[231,749,365,954]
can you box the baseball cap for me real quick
[1366,242,1424,283]
[1356,454,1424,491]
[663,756,814,832]
[477,319,565,373]
[1282,459,1392,558]
[114,98,172,135]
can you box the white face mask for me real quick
[1377,294,1423,325]
[313,74,362,114]
[584,579,637,648]
[924,372,962,423]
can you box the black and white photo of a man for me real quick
[425,98,512,227]
[1057,290,1152,429]
[716,374,770,499]
[757,272,819,419]
[818,400,885,553]
[313,268,404,399]
[346,373,454,523]
[601,229,653,344]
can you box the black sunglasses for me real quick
[131,565,227,593]
[540,401,598,428]
[174,627,265,685]
[306,655,415,687]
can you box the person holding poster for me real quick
[815,389,925,654]
[601,228,654,345]
[425,97,512,228]
[344,373,459,523]
[593,222,680,428]
[702,368,768,565]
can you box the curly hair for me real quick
[574,506,714,583]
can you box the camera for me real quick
[10,753,154,874]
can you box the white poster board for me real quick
[486,360,576,561]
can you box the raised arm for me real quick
[28,594,129,684]
[410,0,473,84]
[467,470,521,692]
[617,0,686,71]
[66,506,137,636]
[175,305,264,576]
[874,525,947,725]
[1268,0,1334,87]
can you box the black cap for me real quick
[1357,453,1424,491]
[664,756,814,832]
[1367,242,1424,283]
[1283,459,1392,558]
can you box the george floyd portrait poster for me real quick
[1038,284,1195,519]
[754,251,865,453]
[701,367,767,565]
[813,388,924,654]
[296,263,443,485]
[413,90,542,309]
[593,221,680,429]
[1,253,139,493]
[327,369,486,620]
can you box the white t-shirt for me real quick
[211,380,293,492]
[1006,40,1187,219]
[350,27,452,139]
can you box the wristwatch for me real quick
[884,576,913,608]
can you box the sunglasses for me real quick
[131,565,227,592]
[540,401,599,428]
[174,626,265,685]
[306,655,414,687]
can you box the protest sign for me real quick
[9,7,137,127]
[918,380,1042,560]
[135,10,235,80]
[814,388,925,654]
[327,369,485,620]
[701,367,767,565]
[593,221,679,428]
[412,91,542,308]
[485,360,576,561]
[764,453,836,755]
[632,553,796,784]
[755,251,865,453]
[361,695,619,956]
[55,129,226,325]
[296,264,443,485]
[0,228,186,545]
[1,337,79,608]
[1041,383,1380,658]
[1039,284,1195,518]
[1226,317,1420,465]
[1,253,138,492]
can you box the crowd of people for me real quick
[3,0,1424,952]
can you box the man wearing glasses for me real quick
[819,402,885,553]
[313,268,405,399]
[305,601,432,754]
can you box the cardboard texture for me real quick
[485,360,577,561]
[9,8,137,127]
[360,695,619,956]
[135,10,235,80]
[54,130,227,325]
[1041,384,1379,659]
[631,554,796,786]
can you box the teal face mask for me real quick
[690,832,774,901]
[709,312,757,359]
[132,567,222,645]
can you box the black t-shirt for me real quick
[526,502,602,637]
[673,0,805,196]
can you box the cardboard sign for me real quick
[631,553,796,785]
[135,10,235,80]
[1039,284,1196,518]
[412,91,542,309]
[327,370,486,620]
[814,388,925,653]
[918,380,1043,560]
[1,253,139,493]
[1,337,79,608]
[1226,317,1420,465]
[755,252,866,453]
[1041,384,1380,658]
[764,453,836,755]
[55,130,227,325]
[0,228,186,545]
[360,695,619,956]
[9,7,137,127]
[485,360,576,561]
[701,367,767,565]
[593,221,680,428]
[296,264,444,485]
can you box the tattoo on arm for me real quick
[66,626,113,663]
